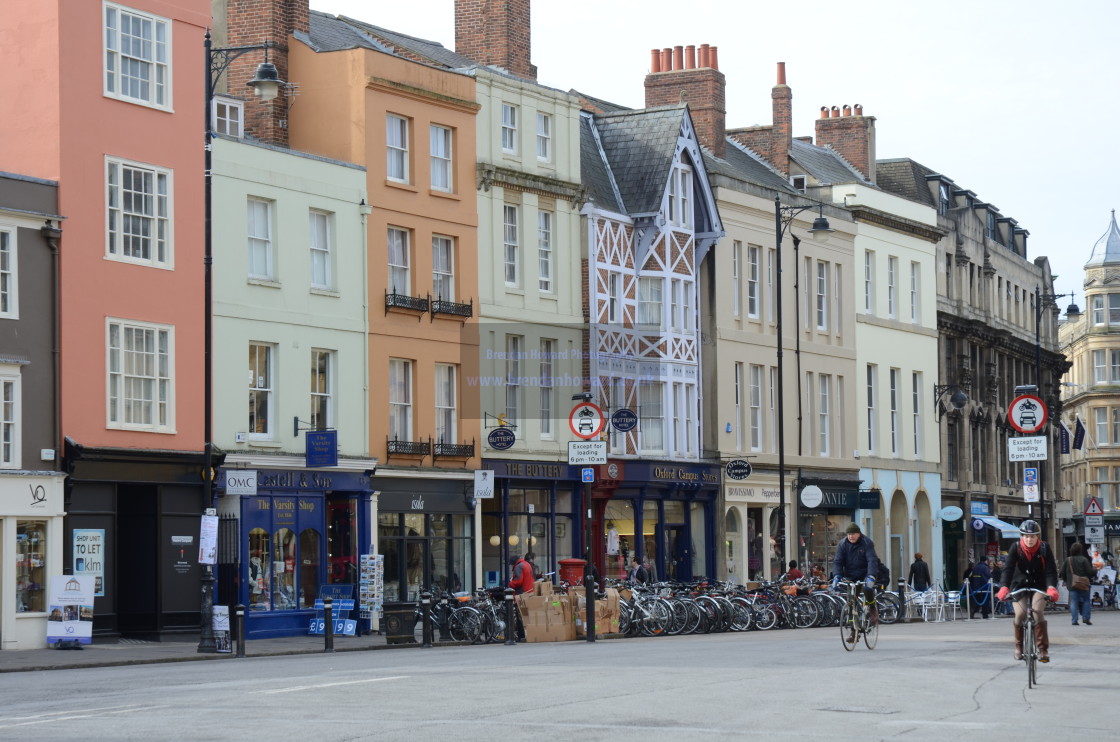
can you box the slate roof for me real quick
[1087,211,1120,267]
[570,89,632,115]
[791,139,870,186]
[591,106,689,216]
[335,14,476,69]
[580,114,623,214]
[705,139,799,194]
[875,158,938,207]
[302,11,392,54]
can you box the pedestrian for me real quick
[996,520,1059,662]
[907,552,932,592]
[785,560,804,580]
[832,522,882,641]
[968,558,992,619]
[628,557,649,584]
[1063,542,1094,626]
[508,554,534,641]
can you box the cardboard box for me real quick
[535,581,553,597]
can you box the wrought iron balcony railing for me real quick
[431,297,473,319]
[433,440,475,458]
[386,438,431,457]
[385,291,430,313]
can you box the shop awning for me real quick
[975,515,1019,538]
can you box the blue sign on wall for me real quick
[488,427,516,450]
[611,408,639,432]
[306,430,338,467]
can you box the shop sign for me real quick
[170,535,194,574]
[611,408,638,432]
[858,490,881,510]
[46,575,94,646]
[726,486,779,503]
[939,506,964,521]
[305,430,338,468]
[800,488,858,510]
[485,461,574,480]
[724,459,752,481]
[73,529,105,597]
[970,501,991,516]
[473,469,495,499]
[488,427,516,450]
[650,466,721,484]
[225,470,258,496]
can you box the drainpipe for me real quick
[40,221,63,469]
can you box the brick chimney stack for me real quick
[224,0,310,147]
[815,102,877,182]
[644,43,726,158]
[454,0,538,80]
[726,62,792,174]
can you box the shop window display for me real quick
[16,520,47,613]
[248,528,271,610]
[273,528,297,610]
[299,529,321,609]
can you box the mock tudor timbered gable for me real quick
[581,107,723,459]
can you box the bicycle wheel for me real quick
[754,605,777,631]
[618,600,633,636]
[729,597,754,631]
[448,607,482,643]
[665,598,689,635]
[682,599,704,634]
[863,603,879,649]
[1024,618,1037,688]
[839,602,857,651]
[640,598,671,636]
[790,596,820,629]
[876,592,901,625]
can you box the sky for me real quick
[311,0,1119,307]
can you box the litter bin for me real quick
[381,602,418,644]
[558,558,587,585]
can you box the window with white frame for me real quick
[247,198,273,280]
[866,364,877,454]
[309,210,332,289]
[539,339,555,438]
[667,165,692,228]
[536,113,552,162]
[1112,408,1120,447]
[909,261,921,323]
[389,359,412,441]
[501,104,518,153]
[106,157,171,267]
[435,364,456,443]
[1092,295,1104,325]
[1112,350,1120,383]
[538,211,553,292]
[505,335,523,425]
[386,114,409,182]
[1095,407,1108,446]
[819,373,831,456]
[683,280,693,333]
[310,349,333,431]
[684,385,695,455]
[1094,349,1107,384]
[733,363,743,451]
[108,319,172,431]
[889,368,900,455]
[430,125,452,191]
[746,245,759,318]
[0,228,16,318]
[815,261,829,330]
[638,277,663,328]
[0,369,19,468]
[1090,293,1120,326]
[731,241,741,317]
[834,265,843,334]
[672,383,683,455]
[104,3,170,110]
[212,97,242,137]
[912,371,922,457]
[247,342,273,439]
[639,381,664,452]
[749,364,763,452]
[432,235,454,300]
[864,250,874,314]
[887,256,898,318]
[388,227,410,295]
[670,279,682,332]
[503,205,519,287]
[607,272,620,323]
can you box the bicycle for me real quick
[838,579,877,651]
[1010,587,1050,689]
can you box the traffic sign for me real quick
[1085,515,1104,527]
[569,401,606,440]
[1084,497,1104,516]
[581,468,595,483]
[567,440,607,465]
[1023,484,1039,503]
[1085,526,1105,543]
[1008,394,1048,434]
[1007,436,1047,461]
[1024,467,1038,485]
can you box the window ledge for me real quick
[249,278,282,289]
[504,286,525,295]
[429,189,460,201]
[310,287,340,298]
[247,439,283,449]
[385,179,419,193]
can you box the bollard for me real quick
[234,603,246,658]
[438,593,451,642]
[504,588,517,645]
[420,592,433,648]
[897,579,908,623]
[323,597,335,653]
[585,576,597,643]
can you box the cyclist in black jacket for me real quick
[832,522,881,632]
[996,520,1059,662]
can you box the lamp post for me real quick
[773,196,832,572]
[200,30,282,653]
[1032,286,1073,545]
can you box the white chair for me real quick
[942,589,962,621]
[914,588,941,622]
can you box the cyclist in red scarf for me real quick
[996,520,1059,662]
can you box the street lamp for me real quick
[774,196,832,572]
[199,30,284,654]
[933,383,969,422]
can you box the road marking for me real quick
[254,675,409,694]
[0,705,168,728]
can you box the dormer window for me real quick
[212,96,243,138]
[986,212,1000,243]
[667,164,692,228]
[938,183,951,215]
[791,175,807,193]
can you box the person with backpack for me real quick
[832,522,882,639]
[968,558,992,619]
[996,520,1059,662]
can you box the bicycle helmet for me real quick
[1019,519,1041,536]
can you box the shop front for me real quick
[724,477,783,582]
[590,461,720,583]
[376,475,474,603]
[481,459,579,588]
[218,467,374,639]
[1,470,66,649]
[797,479,866,579]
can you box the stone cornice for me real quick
[848,204,946,243]
[476,163,587,208]
[366,76,481,113]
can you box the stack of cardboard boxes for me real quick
[515,582,622,642]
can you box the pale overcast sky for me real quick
[311,0,1119,307]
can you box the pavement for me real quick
[3,604,1115,674]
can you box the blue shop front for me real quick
[217,467,374,639]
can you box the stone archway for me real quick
[889,489,910,586]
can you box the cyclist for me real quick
[832,522,881,639]
[995,520,1059,662]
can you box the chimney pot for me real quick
[699,43,709,68]
[843,104,852,117]
[820,106,829,119]
[650,49,661,73]
[831,106,840,116]
[661,48,672,71]
[685,45,696,69]
[709,46,719,70]
[777,62,786,85]
[854,103,864,116]
[673,46,684,70]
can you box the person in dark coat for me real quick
[907,553,932,592]
[968,559,992,619]
[996,520,1059,662]
[832,522,881,635]
[1063,542,1094,626]
[628,557,649,584]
